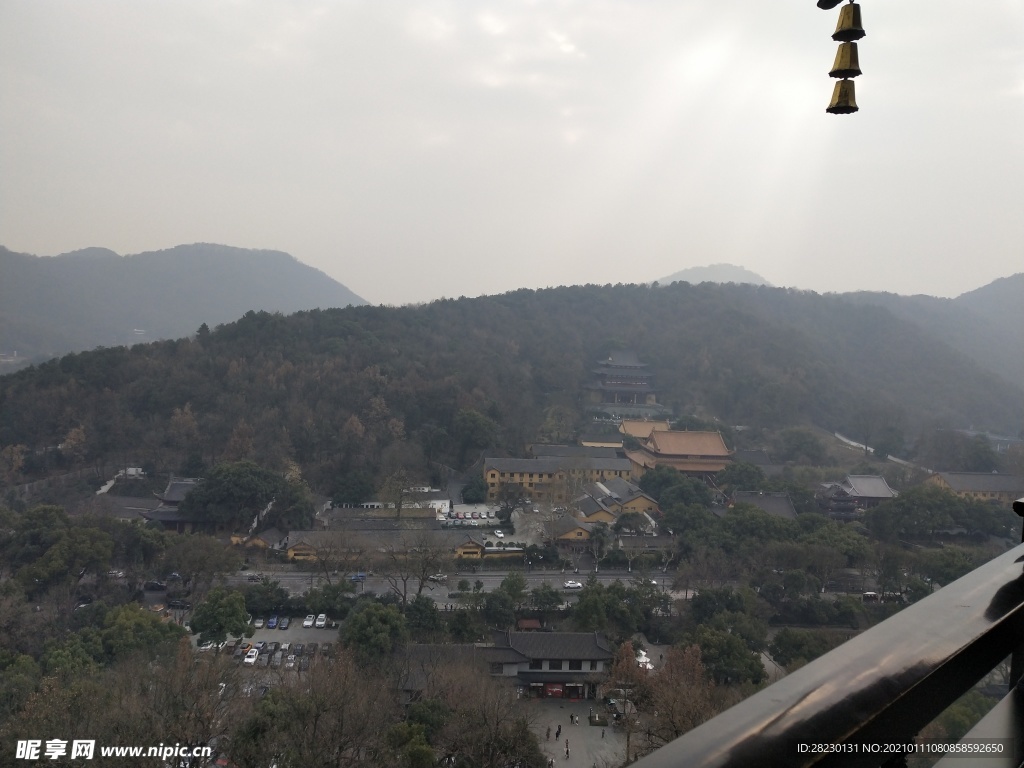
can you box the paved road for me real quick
[224,570,681,605]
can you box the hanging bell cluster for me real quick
[821,1,865,114]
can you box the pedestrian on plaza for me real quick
[546,726,551,740]
[556,725,561,739]
[601,728,605,738]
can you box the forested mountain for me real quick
[0,243,367,367]
[840,273,1024,391]
[1,282,1021,500]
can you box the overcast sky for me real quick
[2,2,1022,306]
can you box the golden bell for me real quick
[833,3,865,42]
[826,79,858,114]
[829,42,862,79]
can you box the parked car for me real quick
[280,642,290,653]
[243,649,259,666]
[321,643,333,657]
[143,581,167,591]
[266,641,279,655]
[303,614,316,628]
[271,651,283,668]
[293,643,305,657]
[298,656,311,672]
[279,617,290,630]
[487,510,495,518]
[563,581,583,589]
[197,640,215,652]
[315,614,327,628]
[267,615,279,629]
[254,617,265,629]
[285,654,296,670]
[167,599,192,610]
[494,531,504,538]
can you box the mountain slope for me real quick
[840,275,1024,388]
[0,243,367,364]
[1,283,1020,492]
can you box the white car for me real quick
[243,649,259,665]
[563,580,583,589]
[253,617,265,629]
[315,614,327,628]
[303,614,315,628]
[494,530,504,538]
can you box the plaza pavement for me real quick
[528,698,629,768]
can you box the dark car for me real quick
[267,615,279,629]
[321,643,333,657]
[144,581,167,591]
[247,573,262,582]
[306,642,318,657]
[298,656,311,672]
[293,643,305,657]
[279,617,290,630]
[167,599,192,610]
[232,646,245,662]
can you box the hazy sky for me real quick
[2,2,1023,306]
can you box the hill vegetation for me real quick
[1,281,1021,499]
[841,272,1024,389]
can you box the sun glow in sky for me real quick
[2,1,1022,305]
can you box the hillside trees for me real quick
[176,460,314,533]
[2,282,1022,498]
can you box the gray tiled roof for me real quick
[530,445,620,459]
[551,518,595,538]
[492,630,614,660]
[597,350,645,368]
[843,475,897,499]
[485,457,632,473]
[142,504,201,522]
[159,476,202,503]
[732,491,797,520]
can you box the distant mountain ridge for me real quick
[0,243,367,366]
[658,264,772,287]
